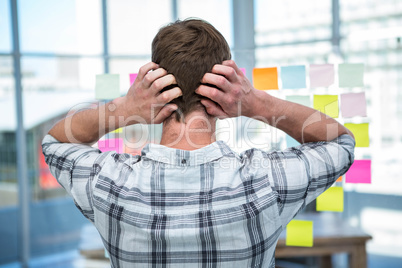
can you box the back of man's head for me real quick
[152,18,231,122]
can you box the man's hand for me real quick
[195,60,261,119]
[123,62,182,124]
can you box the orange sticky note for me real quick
[252,67,279,90]
[336,176,342,182]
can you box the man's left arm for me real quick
[49,62,181,144]
[42,62,182,220]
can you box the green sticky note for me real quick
[338,63,364,87]
[317,186,344,212]
[95,74,120,100]
[344,123,369,147]
[286,95,311,107]
[286,220,313,247]
[313,95,339,118]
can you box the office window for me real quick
[108,0,172,55]
[255,0,332,47]
[21,57,103,92]
[0,56,17,207]
[340,0,402,195]
[0,0,12,52]
[18,0,103,54]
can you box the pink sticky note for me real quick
[98,138,124,154]
[346,160,371,184]
[340,92,367,118]
[309,64,334,88]
[240,68,246,75]
[129,73,138,86]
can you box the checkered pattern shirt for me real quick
[42,134,355,268]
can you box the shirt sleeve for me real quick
[41,134,105,223]
[263,134,355,228]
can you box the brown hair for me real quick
[152,18,231,121]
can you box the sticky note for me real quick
[281,65,306,89]
[240,68,246,75]
[309,64,334,88]
[95,74,120,100]
[286,95,311,107]
[286,135,300,148]
[339,63,364,87]
[129,73,138,86]
[286,220,313,247]
[346,160,371,184]
[336,176,342,182]
[340,92,367,118]
[313,95,339,118]
[317,186,344,212]
[111,128,122,133]
[253,67,279,90]
[98,138,124,153]
[344,123,369,147]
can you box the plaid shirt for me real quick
[42,134,354,268]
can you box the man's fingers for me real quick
[221,60,243,76]
[151,74,177,93]
[200,99,228,119]
[137,62,159,82]
[196,85,225,104]
[202,73,230,92]
[156,87,182,104]
[210,63,238,82]
[153,104,177,124]
[142,68,168,88]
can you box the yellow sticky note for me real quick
[313,95,339,118]
[111,128,123,133]
[252,67,279,90]
[344,123,369,147]
[286,220,313,247]
[317,186,344,212]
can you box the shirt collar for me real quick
[141,140,235,166]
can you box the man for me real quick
[42,19,355,267]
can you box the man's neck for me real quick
[160,110,216,151]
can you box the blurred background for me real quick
[0,0,401,267]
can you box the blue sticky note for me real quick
[281,65,306,89]
[286,135,300,148]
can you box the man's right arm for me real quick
[196,60,355,227]
[196,60,354,143]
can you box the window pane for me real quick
[21,57,102,200]
[108,0,172,55]
[340,0,402,261]
[178,0,233,47]
[340,0,402,196]
[22,57,103,92]
[18,0,103,54]
[256,42,332,66]
[0,56,17,207]
[255,0,332,46]
[0,56,18,263]
[0,0,12,52]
